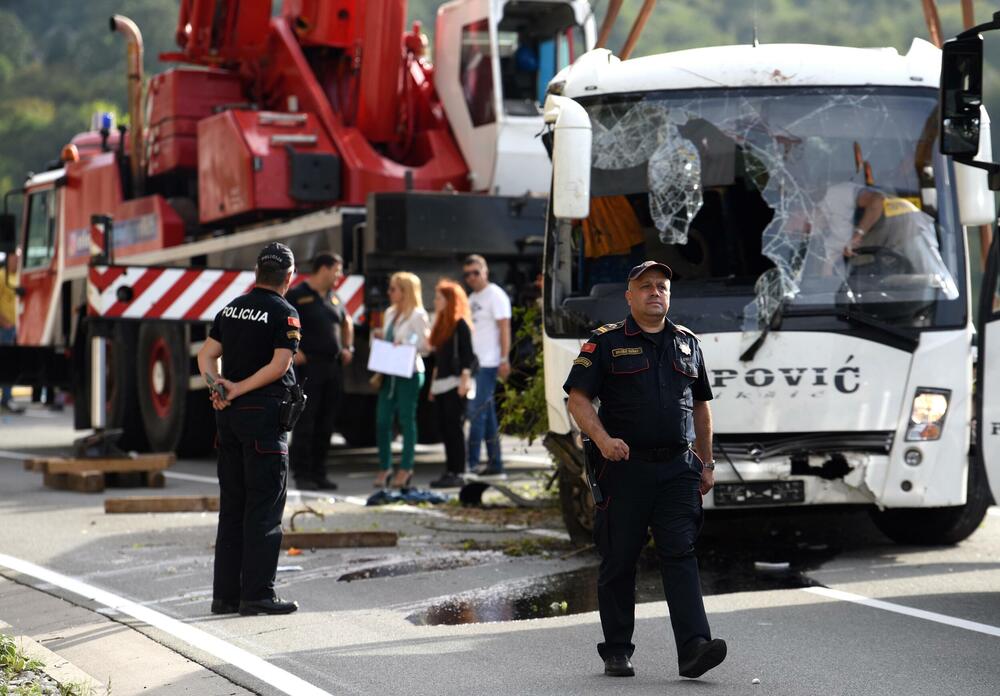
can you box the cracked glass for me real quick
[547,88,966,339]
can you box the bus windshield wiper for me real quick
[739,297,787,362]
[750,303,919,355]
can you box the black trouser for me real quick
[213,394,288,602]
[290,358,342,483]
[434,388,466,474]
[592,448,710,661]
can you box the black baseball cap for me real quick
[627,260,672,282]
[257,242,295,270]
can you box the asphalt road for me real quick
[1,405,998,695]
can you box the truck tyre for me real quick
[870,457,992,545]
[337,393,377,447]
[136,323,188,453]
[558,465,595,545]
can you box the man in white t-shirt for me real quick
[463,254,512,476]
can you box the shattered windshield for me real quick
[545,88,966,338]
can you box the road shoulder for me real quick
[0,574,253,695]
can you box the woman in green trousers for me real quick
[373,271,429,488]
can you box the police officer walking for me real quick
[197,242,302,616]
[286,252,354,491]
[564,261,726,679]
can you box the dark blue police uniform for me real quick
[563,314,714,664]
[210,285,300,605]
[286,281,347,488]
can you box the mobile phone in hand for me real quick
[205,373,227,400]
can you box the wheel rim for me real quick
[148,336,173,419]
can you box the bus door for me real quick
[977,228,1000,503]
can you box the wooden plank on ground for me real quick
[28,453,175,475]
[104,496,220,514]
[66,471,104,493]
[280,531,398,549]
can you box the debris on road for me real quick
[280,531,398,549]
[104,495,219,513]
[25,453,175,493]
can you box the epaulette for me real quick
[593,320,625,336]
[674,324,700,341]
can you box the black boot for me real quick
[239,597,299,616]
[679,638,727,678]
[603,654,635,677]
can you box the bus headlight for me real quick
[905,390,950,441]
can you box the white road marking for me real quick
[0,553,334,696]
[803,586,1000,638]
[987,507,1000,518]
[0,449,38,460]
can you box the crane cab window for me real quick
[24,189,55,270]
[498,2,582,116]
[461,20,496,127]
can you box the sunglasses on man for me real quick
[463,269,481,278]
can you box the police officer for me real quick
[564,261,726,679]
[196,242,301,616]
[286,252,354,491]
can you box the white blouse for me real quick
[383,305,430,374]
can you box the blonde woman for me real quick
[373,272,430,488]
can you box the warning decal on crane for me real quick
[87,266,366,324]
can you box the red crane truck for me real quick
[0,0,595,453]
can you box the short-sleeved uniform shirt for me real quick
[285,281,346,358]
[562,315,713,449]
[209,287,300,396]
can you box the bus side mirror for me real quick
[0,214,16,254]
[544,95,591,219]
[940,35,985,157]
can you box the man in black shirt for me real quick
[564,260,726,680]
[286,253,354,490]
[196,242,301,617]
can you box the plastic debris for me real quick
[286,547,303,556]
[753,561,790,573]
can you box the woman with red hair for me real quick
[427,280,476,488]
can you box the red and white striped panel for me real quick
[88,265,366,324]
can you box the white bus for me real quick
[541,38,1000,545]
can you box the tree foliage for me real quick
[3,0,1000,195]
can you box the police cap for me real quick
[627,260,672,282]
[257,242,295,270]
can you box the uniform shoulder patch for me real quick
[674,324,700,341]
[593,320,625,336]
[296,295,315,305]
[573,357,593,368]
[580,342,597,354]
[287,330,302,340]
[287,316,301,328]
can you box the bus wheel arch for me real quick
[870,456,992,545]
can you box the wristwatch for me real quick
[703,460,716,470]
[346,346,355,353]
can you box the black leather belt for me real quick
[629,444,689,463]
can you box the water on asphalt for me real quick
[406,508,864,626]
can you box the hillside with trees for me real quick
[1,0,998,194]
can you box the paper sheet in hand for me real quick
[367,338,416,378]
